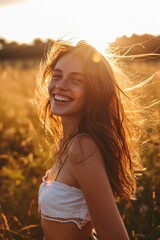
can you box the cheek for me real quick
[73,86,85,99]
[76,86,86,103]
[48,81,55,96]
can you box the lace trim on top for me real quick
[41,213,90,230]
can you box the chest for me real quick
[46,157,80,189]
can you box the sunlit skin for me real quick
[41,52,129,240]
[42,53,93,240]
[48,53,86,139]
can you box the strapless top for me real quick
[38,171,92,229]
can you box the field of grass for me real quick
[0,59,160,240]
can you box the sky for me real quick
[0,0,159,50]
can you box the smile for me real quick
[53,94,73,102]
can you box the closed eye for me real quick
[70,75,85,83]
[52,73,61,79]
[71,77,82,82]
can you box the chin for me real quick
[50,111,62,116]
[50,109,67,117]
[50,107,71,117]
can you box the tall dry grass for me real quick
[0,59,160,239]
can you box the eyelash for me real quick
[52,74,61,79]
[51,74,83,83]
[70,76,82,82]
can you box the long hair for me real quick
[35,40,149,200]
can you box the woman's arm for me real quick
[68,135,130,240]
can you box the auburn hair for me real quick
[35,40,145,200]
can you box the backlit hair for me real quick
[35,40,152,200]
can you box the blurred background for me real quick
[0,0,160,239]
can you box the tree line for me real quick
[0,34,159,60]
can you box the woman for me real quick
[37,40,142,240]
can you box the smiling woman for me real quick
[33,39,151,240]
[48,53,86,119]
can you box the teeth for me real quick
[54,94,70,102]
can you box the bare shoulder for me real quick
[70,134,97,154]
[68,135,129,240]
[68,134,104,168]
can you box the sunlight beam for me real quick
[0,0,159,46]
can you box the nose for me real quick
[48,76,69,94]
[55,78,68,90]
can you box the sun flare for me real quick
[0,0,159,47]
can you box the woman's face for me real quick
[48,52,86,119]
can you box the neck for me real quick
[61,115,80,141]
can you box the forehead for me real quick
[54,53,84,73]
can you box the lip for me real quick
[52,93,73,105]
[53,93,73,101]
[53,99,68,105]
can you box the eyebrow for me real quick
[53,68,85,77]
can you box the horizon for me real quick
[0,32,160,46]
[0,0,160,52]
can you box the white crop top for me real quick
[38,170,92,229]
